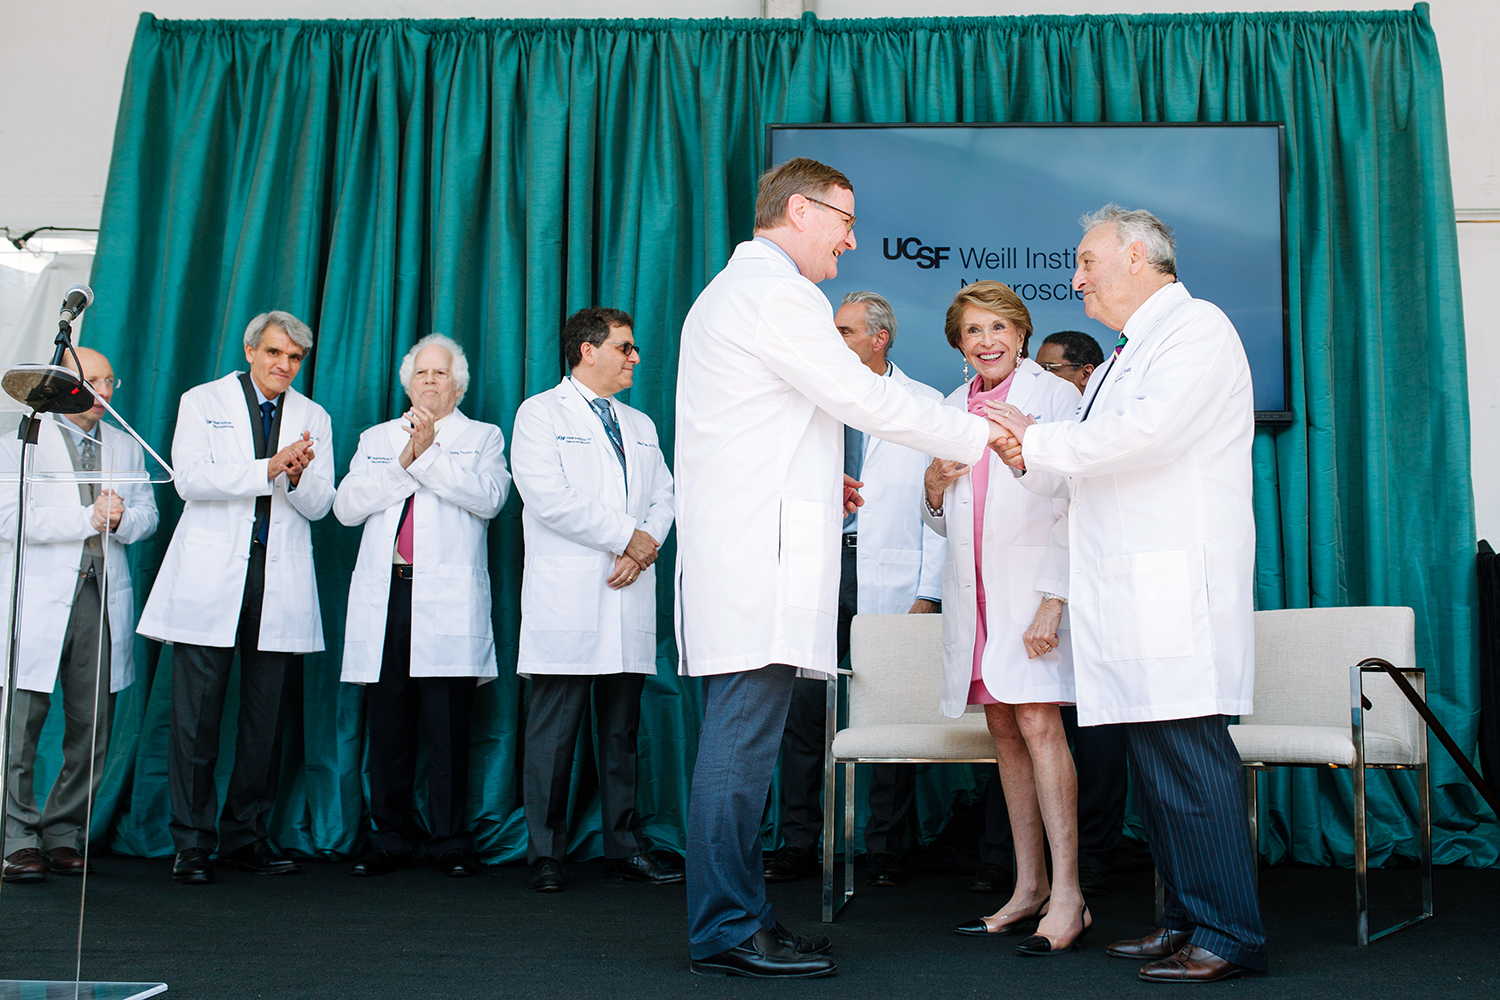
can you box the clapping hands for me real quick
[269,431,315,485]
[90,489,125,533]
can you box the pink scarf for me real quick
[965,369,1017,705]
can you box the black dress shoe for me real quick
[763,845,818,882]
[350,848,411,877]
[771,922,832,956]
[967,861,1011,894]
[3,848,50,883]
[172,847,214,884]
[603,853,685,884]
[219,841,301,875]
[438,848,480,877]
[865,852,907,886]
[1079,864,1108,897]
[691,927,837,978]
[529,857,566,892]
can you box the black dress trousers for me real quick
[365,569,477,858]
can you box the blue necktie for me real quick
[590,398,627,478]
[843,424,865,533]
[257,400,275,545]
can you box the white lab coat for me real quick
[511,378,674,676]
[674,239,990,678]
[334,410,509,682]
[852,362,946,613]
[1020,281,1256,726]
[921,359,1080,718]
[137,373,335,652]
[0,416,158,692]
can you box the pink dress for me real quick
[964,371,1016,706]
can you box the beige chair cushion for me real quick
[1237,607,1426,767]
[1229,723,1419,767]
[833,722,996,762]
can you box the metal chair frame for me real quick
[820,669,995,922]
[1238,664,1432,945]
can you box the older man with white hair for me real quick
[992,205,1266,982]
[139,310,335,885]
[334,333,509,878]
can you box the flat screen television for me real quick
[766,123,1290,422]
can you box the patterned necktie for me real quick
[590,398,627,478]
[1111,332,1129,361]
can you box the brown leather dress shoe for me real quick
[1107,926,1193,960]
[1138,944,1247,983]
[46,847,89,875]
[3,848,49,883]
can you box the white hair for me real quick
[244,310,314,351]
[399,333,470,401]
[1079,204,1177,277]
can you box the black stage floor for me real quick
[1,855,1495,999]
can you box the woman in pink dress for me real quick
[920,281,1089,955]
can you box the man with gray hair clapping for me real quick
[334,333,510,879]
[139,310,335,885]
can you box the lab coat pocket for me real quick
[1005,545,1048,627]
[434,564,492,637]
[522,556,601,633]
[877,549,923,602]
[780,499,839,615]
[1095,550,1194,661]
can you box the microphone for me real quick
[59,284,94,323]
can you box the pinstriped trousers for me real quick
[1127,715,1269,970]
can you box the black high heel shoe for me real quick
[953,896,1050,937]
[1015,906,1092,956]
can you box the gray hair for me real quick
[399,333,470,401]
[244,310,314,351]
[1079,204,1177,277]
[840,290,899,349]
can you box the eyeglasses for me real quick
[85,377,120,391]
[1037,362,1086,374]
[803,196,857,234]
[604,341,640,359]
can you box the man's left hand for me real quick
[842,473,864,516]
[908,599,940,614]
[608,553,644,590]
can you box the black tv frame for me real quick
[765,121,1293,425]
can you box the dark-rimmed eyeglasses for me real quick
[1038,362,1087,374]
[604,340,640,359]
[803,196,857,234]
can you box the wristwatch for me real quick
[1040,592,1067,604]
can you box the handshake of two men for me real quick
[984,403,1034,472]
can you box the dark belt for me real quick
[393,564,414,580]
[842,533,858,548]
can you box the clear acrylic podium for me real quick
[2,364,173,998]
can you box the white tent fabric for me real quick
[0,251,95,370]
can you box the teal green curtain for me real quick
[68,6,1492,866]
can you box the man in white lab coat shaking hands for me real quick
[991,206,1267,983]
[511,307,679,893]
[334,334,509,879]
[674,157,1014,978]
